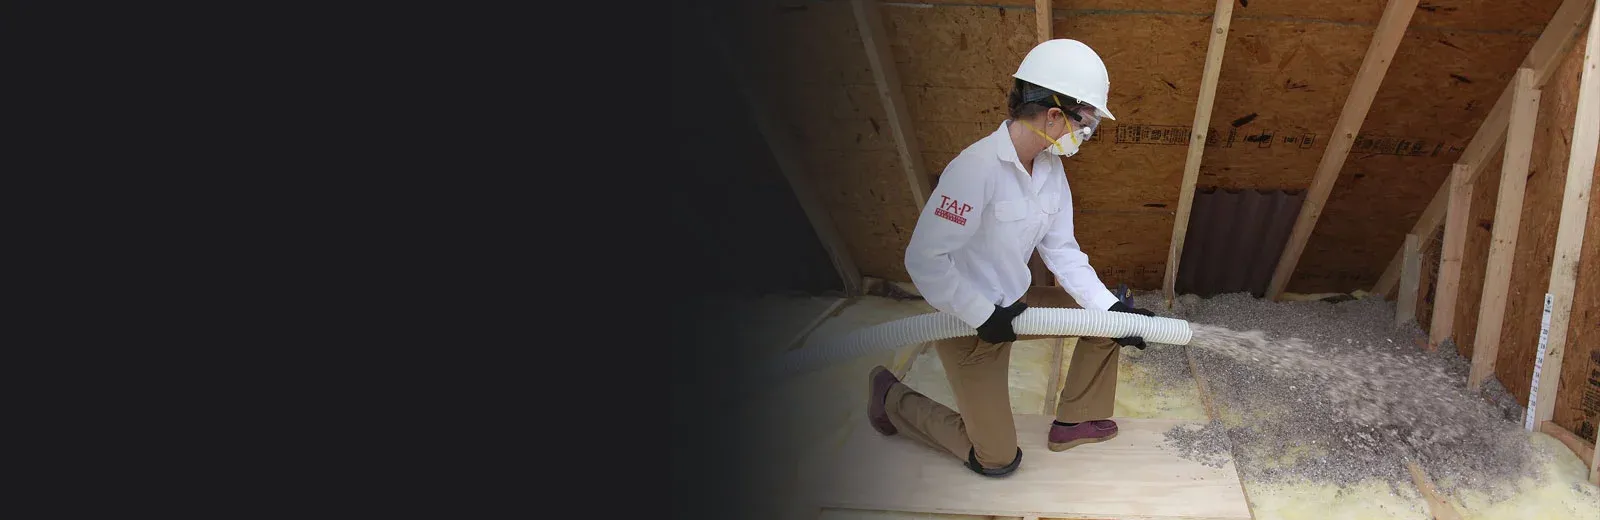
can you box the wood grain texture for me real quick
[713,15,865,296]
[1077,210,1174,290]
[733,1,921,281]
[1254,0,1558,32]
[1375,183,1449,296]
[1540,420,1596,470]
[1551,145,1600,438]
[1030,12,1212,212]
[1417,224,1444,333]
[1397,233,1421,325]
[1430,165,1475,347]
[1549,28,1600,442]
[1448,144,1505,362]
[899,0,1564,33]
[1468,68,1541,390]
[1519,0,1597,85]
[1035,0,1050,42]
[1532,6,1599,427]
[1405,461,1465,520]
[1453,0,1587,173]
[1164,0,1235,304]
[815,414,1253,520]
[1186,345,1219,421]
[1372,0,1591,296]
[733,1,1563,287]
[1183,345,1260,520]
[1266,0,1421,299]
[1497,32,1587,407]
[853,0,933,212]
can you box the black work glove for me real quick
[1108,301,1154,349]
[976,301,1028,344]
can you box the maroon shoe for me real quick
[1048,419,1118,451]
[867,365,899,435]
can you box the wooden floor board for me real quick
[813,415,1252,520]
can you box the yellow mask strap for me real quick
[1051,95,1083,145]
[1019,118,1077,155]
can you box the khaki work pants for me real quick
[882,332,1120,469]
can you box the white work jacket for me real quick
[904,120,1120,328]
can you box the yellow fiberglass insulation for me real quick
[754,295,1600,520]
[1241,478,1435,520]
[1237,431,1600,520]
[898,337,1212,421]
[1443,432,1600,520]
[1055,340,1210,421]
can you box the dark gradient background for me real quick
[669,1,856,519]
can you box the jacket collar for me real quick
[995,120,1022,166]
[995,120,1054,188]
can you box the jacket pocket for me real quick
[994,200,1028,222]
[1040,192,1062,214]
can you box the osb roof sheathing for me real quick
[730,0,1566,292]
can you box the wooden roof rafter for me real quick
[1162,0,1236,307]
[1264,0,1422,300]
[1371,0,1595,298]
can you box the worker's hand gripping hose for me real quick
[771,307,1193,378]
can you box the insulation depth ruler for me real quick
[1525,293,1554,432]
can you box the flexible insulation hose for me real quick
[773,308,1192,377]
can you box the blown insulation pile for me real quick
[1136,291,1600,519]
[734,293,1599,520]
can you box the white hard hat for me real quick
[1013,39,1114,120]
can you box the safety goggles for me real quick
[1052,94,1101,135]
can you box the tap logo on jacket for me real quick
[935,195,972,226]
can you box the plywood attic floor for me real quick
[743,294,1600,520]
[815,414,1253,519]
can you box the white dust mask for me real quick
[1022,117,1091,157]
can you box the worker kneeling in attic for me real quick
[868,39,1155,478]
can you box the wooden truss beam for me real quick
[1466,68,1540,390]
[1266,0,1420,300]
[708,20,864,297]
[1529,3,1599,428]
[1036,0,1051,42]
[1395,233,1421,326]
[1538,421,1596,472]
[1428,164,1474,348]
[851,0,932,211]
[1374,185,1448,297]
[1162,0,1235,306]
[1373,0,1594,297]
[1406,461,1465,520]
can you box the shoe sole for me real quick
[1047,430,1117,452]
[867,366,897,435]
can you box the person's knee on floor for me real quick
[965,445,1023,477]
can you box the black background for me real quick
[1,1,860,516]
